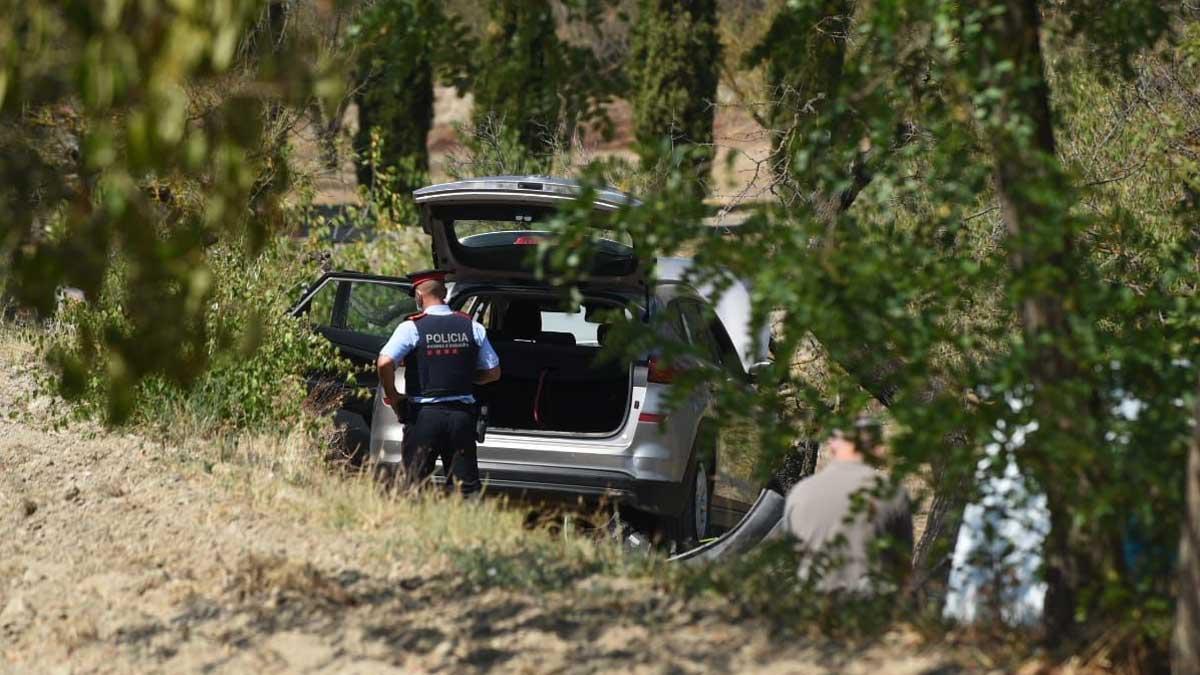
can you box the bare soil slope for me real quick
[0,338,968,674]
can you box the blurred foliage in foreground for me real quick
[0,0,341,423]
[3,0,1199,669]
[42,240,340,434]
[33,130,434,434]
[539,2,1200,668]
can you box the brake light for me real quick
[512,235,543,245]
[647,357,675,384]
[638,412,667,424]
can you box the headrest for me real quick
[503,300,542,340]
[538,331,576,346]
[596,323,611,346]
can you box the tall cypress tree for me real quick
[472,0,567,159]
[353,0,444,201]
[628,0,720,195]
[746,0,852,191]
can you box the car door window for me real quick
[304,279,340,327]
[462,296,499,338]
[708,316,748,379]
[465,296,495,327]
[679,300,722,366]
[662,300,688,343]
[344,281,417,338]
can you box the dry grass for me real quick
[0,317,650,595]
[149,401,657,595]
[0,319,38,365]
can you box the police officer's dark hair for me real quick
[417,280,448,301]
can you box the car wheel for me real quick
[661,453,712,549]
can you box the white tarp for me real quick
[943,422,1049,626]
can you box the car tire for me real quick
[660,451,713,549]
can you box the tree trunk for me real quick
[1172,373,1200,674]
[970,0,1083,637]
[909,471,967,601]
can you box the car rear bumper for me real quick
[472,462,688,516]
[369,384,693,516]
[373,447,687,516]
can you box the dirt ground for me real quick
[0,340,974,674]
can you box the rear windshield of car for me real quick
[433,205,636,277]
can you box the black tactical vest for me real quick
[403,312,480,399]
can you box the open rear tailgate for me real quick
[415,176,645,289]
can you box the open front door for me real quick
[291,272,415,426]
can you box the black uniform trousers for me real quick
[401,402,481,494]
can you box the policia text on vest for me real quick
[375,272,501,494]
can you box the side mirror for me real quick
[748,360,772,382]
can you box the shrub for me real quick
[45,240,346,434]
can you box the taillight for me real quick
[512,235,543,245]
[647,357,675,384]
[638,412,667,424]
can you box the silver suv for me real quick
[294,177,772,543]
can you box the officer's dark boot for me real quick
[372,461,402,492]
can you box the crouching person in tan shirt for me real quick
[782,417,913,594]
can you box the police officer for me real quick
[376,271,500,494]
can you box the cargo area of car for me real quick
[483,342,631,434]
[457,290,634,436]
